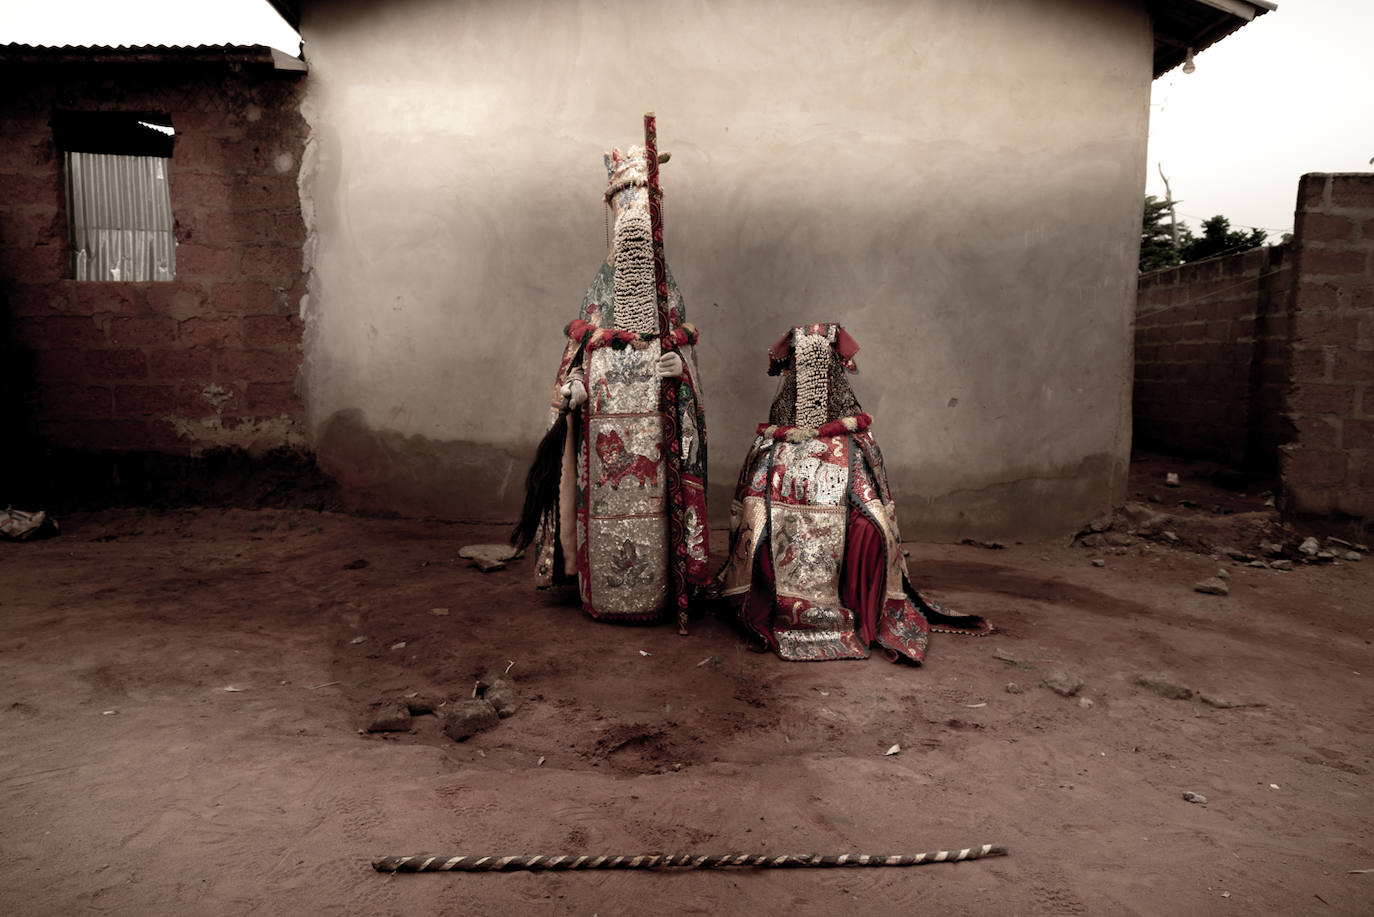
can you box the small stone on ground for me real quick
[366,704,412,733]
[1042,668,1084,697]
[1136,673,1193,700]
[458,544,521,562]
[1194,577,1229,596]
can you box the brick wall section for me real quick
[1133,244,1291,467]
[0,62,307,454]
[1280,174,1374,520]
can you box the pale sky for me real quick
[1146,0,1374,238]
[3,0,1369,241]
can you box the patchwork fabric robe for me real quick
[530,145,710,622]
[717,324,988,661]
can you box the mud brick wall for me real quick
[0,62,307,456]
[1280,174,1374,522]
[1134,244,1292,468]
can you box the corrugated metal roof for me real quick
[1150,0,1277,77]
[0,43,305,72]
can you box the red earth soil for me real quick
[2,455,1372,916]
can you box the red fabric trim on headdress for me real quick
[833,325,860,372]
[766,329,794,376]
[766,323,860,374]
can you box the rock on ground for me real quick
[442,699,500,741]
[482,678,521,718]
[1042,668,1084,697]
[366,704,413,733]
[1136,673,1194,700]
[1194,577,1229,596]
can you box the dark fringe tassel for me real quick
[510,398,571,550]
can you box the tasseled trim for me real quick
[756,413,871,442]
[566,319,698,352]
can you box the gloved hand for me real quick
[656,351,684,379]
[559,377,588,408]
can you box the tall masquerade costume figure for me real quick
[515,115,709,630]
[717,324,990,662]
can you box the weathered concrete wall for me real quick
[1280,173,1374,525]
[297,0,1151,537]
[0,62,308,456]
[1134,245,1292,469]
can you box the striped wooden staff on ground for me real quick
[373,843,1008,873]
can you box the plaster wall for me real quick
[296,0,1150,537]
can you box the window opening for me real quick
[53,111,176,282]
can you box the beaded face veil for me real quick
[603,146,656,336]
[766,323,863,427]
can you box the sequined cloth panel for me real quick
[579,345,669,617]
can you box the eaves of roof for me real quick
[1150,0,1277,78]
[0,43,306,73]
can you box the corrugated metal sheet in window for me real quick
[65,151,175,281]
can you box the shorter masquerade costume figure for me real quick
[717,324,989,662]
[515,117,710,628]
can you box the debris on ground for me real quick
[1042,668,1084,697]
[1198,691,1265,710]
[1135,674,1193,700]
[442,699,501,742]
[460,544,521,573]
[1006,682,1022,694]
[1194,577,1229,596]
[481,678,520,719]
[404,695,442,715]
[0,507,60,540]
[367,704,413,733]
[1182,791,1207,804]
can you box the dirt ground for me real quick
[2,455,1372,916]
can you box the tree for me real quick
[1140,194,1181,272]
[1139,198,1269,272]
[1178,215,1267,263]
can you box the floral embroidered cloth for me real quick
[716,324,988,661]
[531,145,710,622]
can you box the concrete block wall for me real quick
[0,65,307,457]
[1133,244,1291,468]
[1280,174,1374,521]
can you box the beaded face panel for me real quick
[792,331,832,429]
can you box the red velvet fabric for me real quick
[841,509,886,647]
